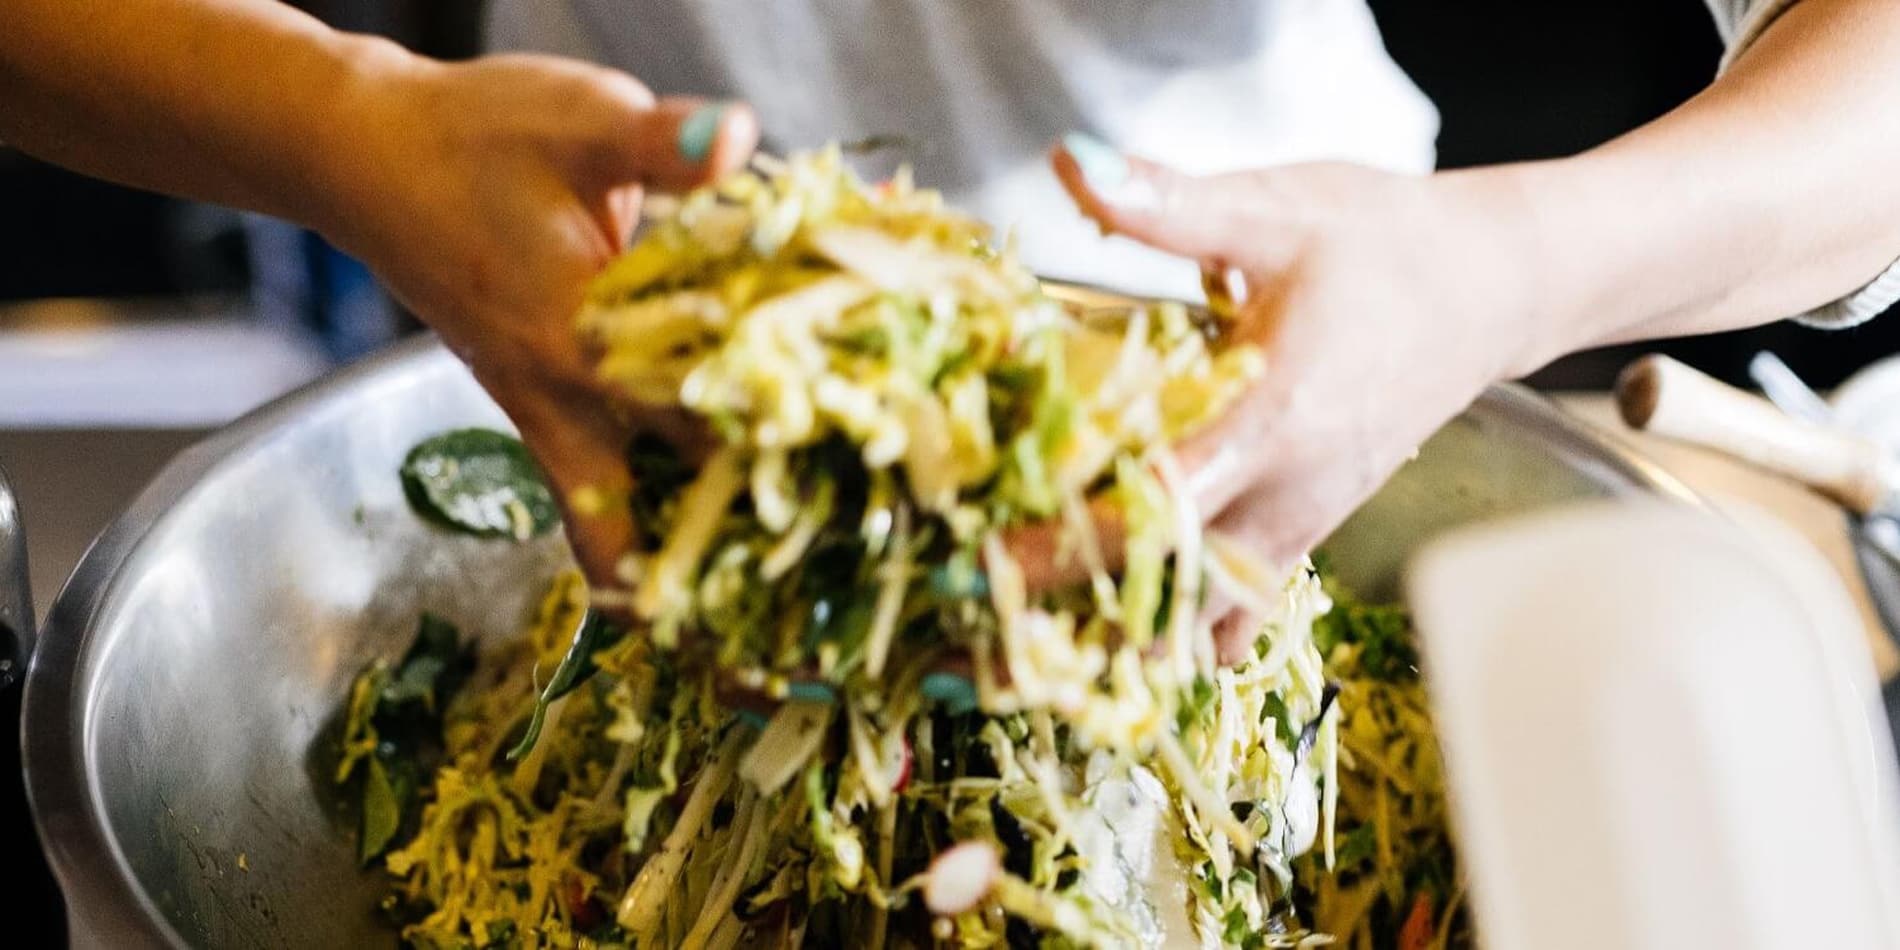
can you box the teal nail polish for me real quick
[921,671,978,715]
[786,680,837,704]
[678,103,728,162]
[1062,132,1129,192]
[735,708,769,730]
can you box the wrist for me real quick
[1419,164,1558,381]
[290,32,434,253]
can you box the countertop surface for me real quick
[1559,394,1898,680]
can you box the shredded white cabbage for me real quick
[353,149,1465,950]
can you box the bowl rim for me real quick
[20,327,1700,946]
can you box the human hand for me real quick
[1015,135,1542,661]
[308,51,758,591]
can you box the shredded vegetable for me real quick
[351,148,1466,948]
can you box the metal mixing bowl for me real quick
[15,333,1694,948]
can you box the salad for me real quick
[339,148,1468,948]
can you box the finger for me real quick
[1050,133,1269,262]
[1172,406,1270,522]
[997,495,1126,594]
[1209,487,1321,580]
[619,404,719,466]
[588,183,644,251]
[1211,606,1263,667]
[1201,506,1294,666]
[506,394,640,608]
[579,95,761,193]
[1193,586,1257,666]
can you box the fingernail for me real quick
[678,102,729,162]
[735,708,769,730]
[1062,132,1129,192]
[920,671,978,715]
[785,680,837,704]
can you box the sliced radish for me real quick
[924,841,1001,915]
[891,735,914,793]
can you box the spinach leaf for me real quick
[507,610,622,761]
[380,613,466,710]
[401,429,559,540]
[358,756,415,863]
[343,613,471,864]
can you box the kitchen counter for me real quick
[1559,394,1898,679]
[1,428,209,622]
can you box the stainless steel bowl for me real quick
[18,333,1695,948]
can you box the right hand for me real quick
[1007,140,1540,664]
[306,50,759,594]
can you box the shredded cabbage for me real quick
[352,149,1466,949]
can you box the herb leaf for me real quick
[1334,823,1378,869]
[401,429,559,540]
[1313,588,1417,682]
[380,613,466,710]
[343,613,470,864]
[508,610,622,761]
[359,756,410,863]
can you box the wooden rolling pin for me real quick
[1614,354,1894,515]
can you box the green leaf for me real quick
[1222,906,1251,944]
[1174,674,1217,734]
[379,613,466,710]
[1313,566,1418,682]
[1335,823,1378,869]
[508,610,622,761]
[1260,691,1295,747]
[344,614,467,864]
[359,755,413,864]
[400,429,559,540]
[479,919,518,949]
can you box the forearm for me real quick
[0,0,409,230]
[1479,0,1900,371]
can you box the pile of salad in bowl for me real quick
[337,148,1468,949]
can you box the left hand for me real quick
[1023,138,1545,659]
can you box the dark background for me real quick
[4,2,1897,945]
[1371,0,1900,389]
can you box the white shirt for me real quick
[486,0,1438,300]
[489,0,1893,325]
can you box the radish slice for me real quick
[924,841,1001,915]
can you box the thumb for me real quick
[576,94,761,194]
[1050,134,1267,264]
